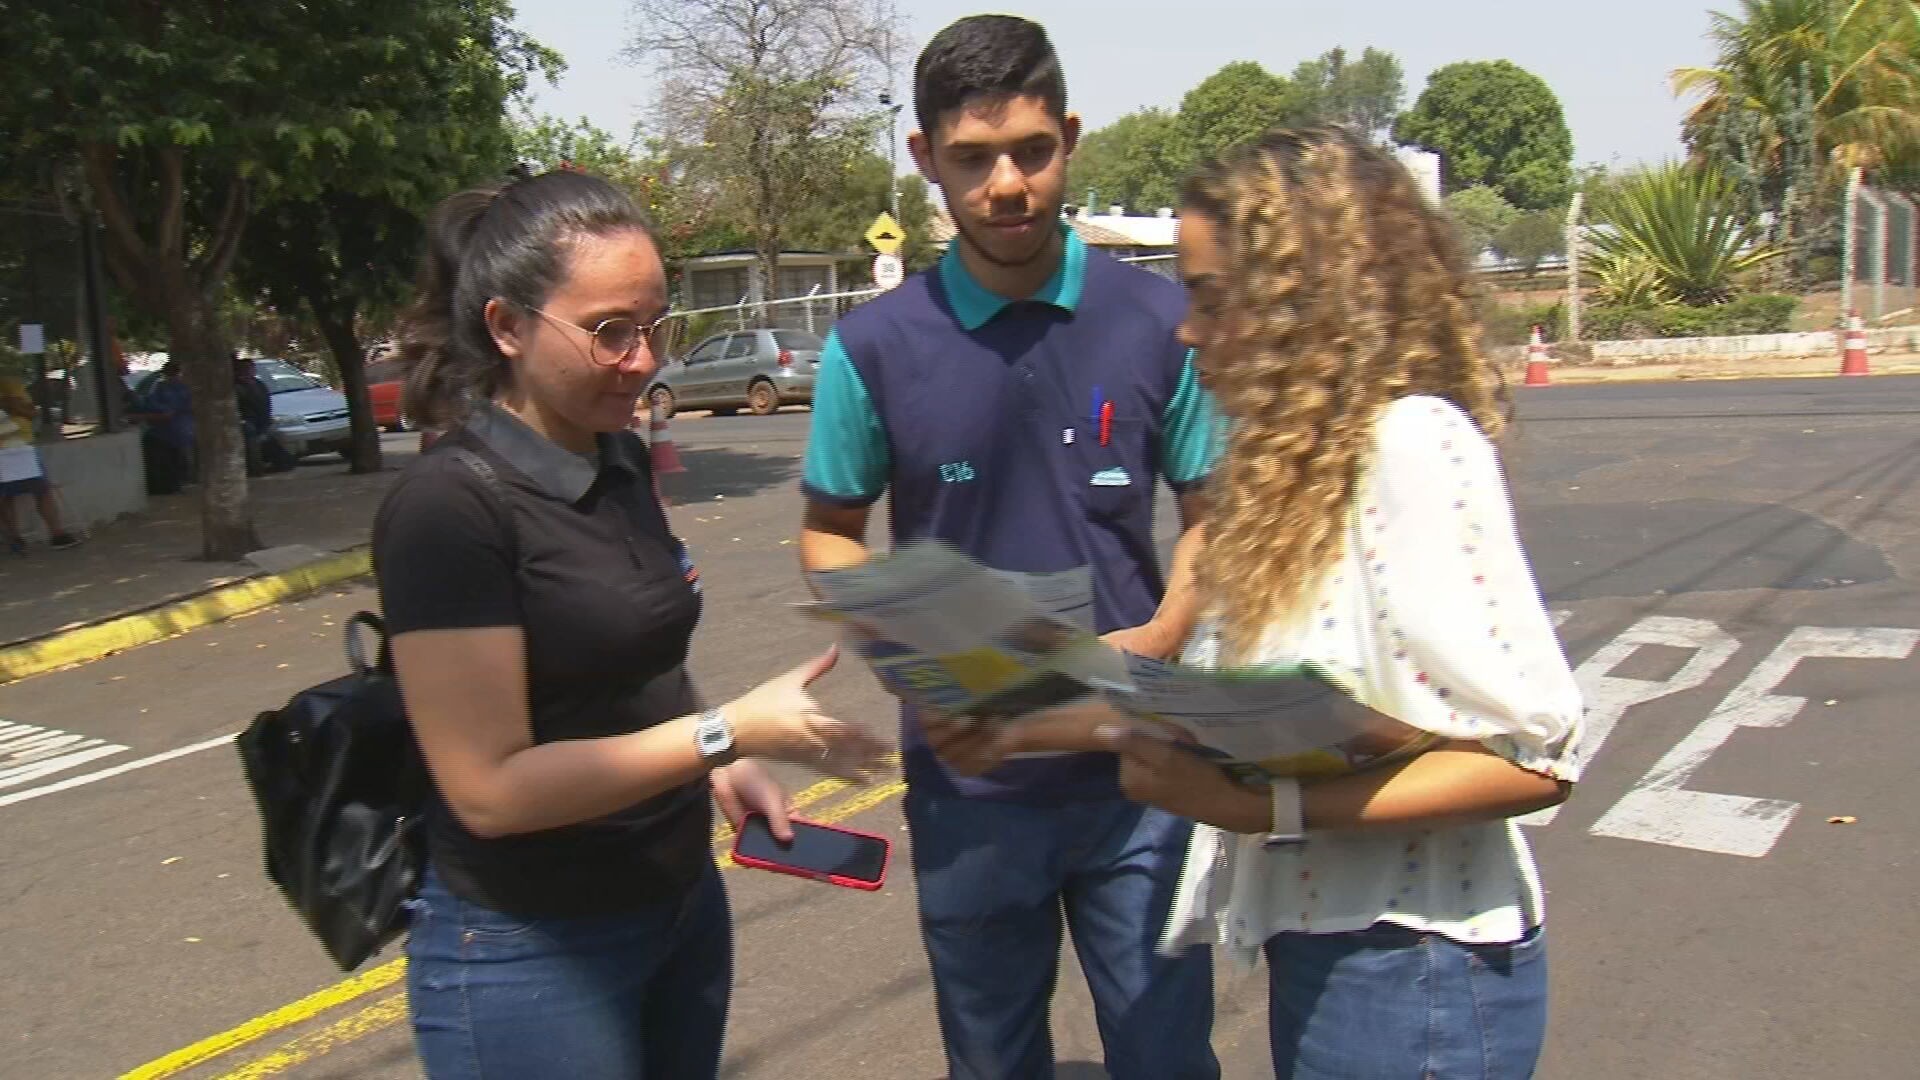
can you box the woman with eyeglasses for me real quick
[375,169,890,1080]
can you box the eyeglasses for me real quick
[518,304,671,367]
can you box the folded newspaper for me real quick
[804,541,1435,782]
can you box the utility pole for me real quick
[879,90,902,223]
[1564,192,1584,342]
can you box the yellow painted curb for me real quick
[0,547,373,685]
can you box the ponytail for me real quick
[395,171,657,430]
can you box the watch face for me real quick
[698,712,732,757]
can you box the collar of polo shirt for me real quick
[939,221,1088,331]
[465,399,641,504]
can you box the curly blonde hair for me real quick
[1182,126,1510,661]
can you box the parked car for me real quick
[365,355,408,432]
[123,359,354,460]
[251,359,354,459]
[647,329,824,418]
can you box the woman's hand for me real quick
[710,759,794,842]
[727,646,891,780]
[1101,724,1270,833]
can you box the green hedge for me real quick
[1585,294,1800,340]
[1482,301,1564,348]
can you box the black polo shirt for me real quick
[373,401,711,917]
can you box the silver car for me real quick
[647,329,824,418]
[252,359,353,459]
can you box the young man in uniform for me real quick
[798,15,1220,1079]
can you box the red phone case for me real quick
[730,815,892,891]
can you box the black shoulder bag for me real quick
[236,448,507,971]
[235,611,426,971]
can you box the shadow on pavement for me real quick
[664,447,801,506]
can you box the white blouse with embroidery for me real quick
[1160,395,1584,967]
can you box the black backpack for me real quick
[236,611,428,971]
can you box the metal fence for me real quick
[652,252,1182,355]
[1845,169,1918,323]
[0,201,114,438]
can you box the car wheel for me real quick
[747,379,778,416]
[648,385,676,421]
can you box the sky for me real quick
[516,0,1725,174]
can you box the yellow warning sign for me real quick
[865,212,905,255]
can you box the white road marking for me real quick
[1525,615,1740,825]
[1590,627,1920,857]
[0,732,236,810]
[0,720,130,790]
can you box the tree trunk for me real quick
[311,296,381,474]
[159,273,259,561]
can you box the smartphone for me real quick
[732,814,891,891]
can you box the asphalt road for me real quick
[3,377,1917,1079]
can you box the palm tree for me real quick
[1673,0,1920,176]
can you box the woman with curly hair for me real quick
[937,125,1585,1077]
[1140,124,1585,1078]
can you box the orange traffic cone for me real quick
[648,398,685,506]
[1523,325,1552,386]
[1840,309,1870,376]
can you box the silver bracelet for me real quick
[1261,776,1307,848]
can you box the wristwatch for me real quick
[695,706,737,767]
[1261,777,1307,849]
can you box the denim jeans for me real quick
[904,790,1219,1080]
[405,862,732,1080]
[1265,922,1548,1079]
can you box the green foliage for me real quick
[1288,47,1406,141]
[1494,210,1567,275]
[1068,108,1187,215]
[1675,0,1920,182]
[1585,163,1783,305]
[1394,60,1574,209]
[784,152,939,268]
[1443,186,1519,259]
[1481,300,1564,348]
[627,0,901,283]
[1585,294,1800,339]
[1179,62,1304,166]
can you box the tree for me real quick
[1067,108,1187,215]
[1443,185,1519,261]
[1493,209,1567,276]
[2,1,551,558]
[1290,47,1406,142]
[1180,62,1305,166]
[785,153,939,269]
[626,0,902,299]
[1674,0,1920,179]
[236,194,428,473]
[1394,60,1575,210]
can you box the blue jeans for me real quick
[405,863,732,1080]
[1265,923,1548,1079]
[905,790,1219,1080]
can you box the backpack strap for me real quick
[447,446,519,560]
[344,611,392,675]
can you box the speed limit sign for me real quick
[872,254,905,291]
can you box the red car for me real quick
[366,355,406,432]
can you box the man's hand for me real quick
[711,759,793,842]
[1102,621,1182,660]
[921,712,1008,777]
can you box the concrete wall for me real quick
[1588,326,1920,364]
[1497,325,1920,366]
[29,431,146,537]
